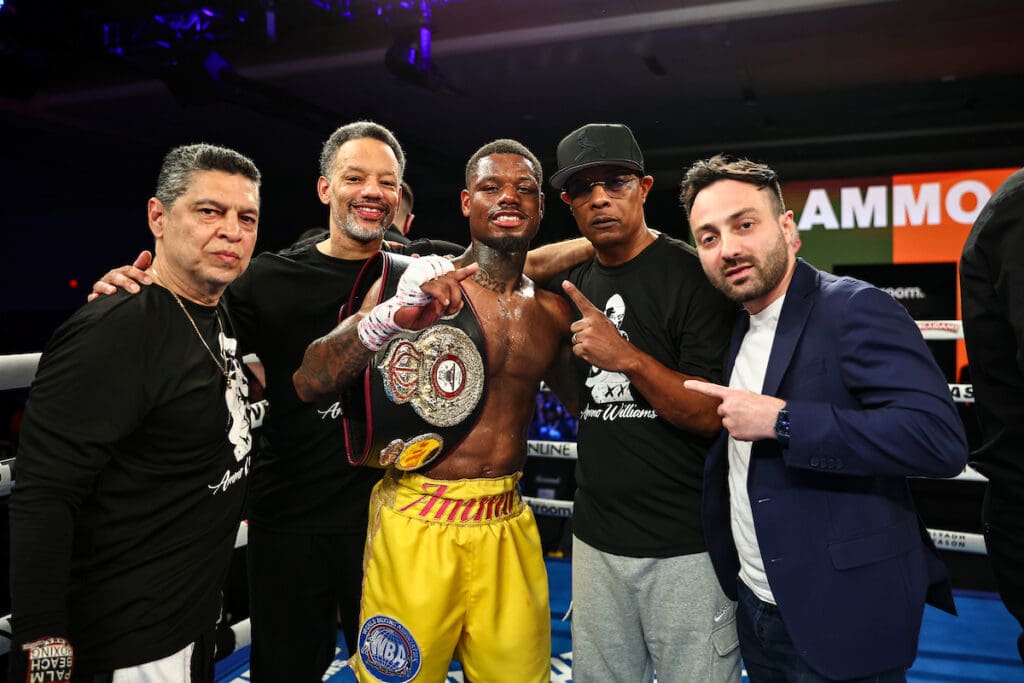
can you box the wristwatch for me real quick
[774,406,790,448]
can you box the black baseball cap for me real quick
[550,123,644,189]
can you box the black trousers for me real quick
[246,525,367,682]
[982,480,1024,663]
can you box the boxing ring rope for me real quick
[0,318,988,655]
[0,353,41,395]
[916,320,964,341]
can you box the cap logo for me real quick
[574,131,606,161]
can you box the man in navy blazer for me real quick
[679,155,968,681]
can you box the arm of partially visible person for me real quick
[991,191,1024,375]
[1004,212,1024,378]
[689,287,968,479]
[562,280,724,437]
[87,250,153,301]
[293,257,479,401]
[541,296,580,416]
[524,237,595,286]
[9,309,144,680]
[961,172,1024,381]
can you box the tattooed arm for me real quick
[292,279,381,402]
[293,259,479,402]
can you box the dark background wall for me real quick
[3,0,1023,352]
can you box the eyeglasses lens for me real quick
[565,175,636,200]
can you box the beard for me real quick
[335,203,390,243]
[477,232,534,254]
[712,228,790,305]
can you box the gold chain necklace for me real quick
[151,269,231,388]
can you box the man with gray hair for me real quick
[10,143,261,682]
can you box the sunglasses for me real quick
[563,174,638,201]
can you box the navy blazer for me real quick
[703,258,968,679]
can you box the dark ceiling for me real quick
[2,0,1023,324]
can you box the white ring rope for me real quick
[916,320,963,340]
[524,439,988,483]
[518,496,987,555]
[0,353,42,393]
[0,440,988,498]
[0,319,991,656]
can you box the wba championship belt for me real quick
[341,252,487,471]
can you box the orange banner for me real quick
[890,168,1016,264]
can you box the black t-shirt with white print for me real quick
[10,285,252,674]
[561,234,736,557]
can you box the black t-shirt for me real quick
[561,234,736,557]
[960,167,1024,485]
[229,238,463,532]
[10,287,252,674]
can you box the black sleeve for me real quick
[402,238,467,258]
[540,266,574,297]
[673,266,736,383]
[223,264,258,357]
[991,189,1024,376]
[9,304,147,643]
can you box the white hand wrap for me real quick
[356,256,455,351]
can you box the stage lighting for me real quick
[384,23,445,90]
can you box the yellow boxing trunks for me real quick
[353,469,551,683]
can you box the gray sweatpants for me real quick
[571,536,741,683]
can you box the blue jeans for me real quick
[735,579,906,682]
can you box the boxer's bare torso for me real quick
[422,267,572,480]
